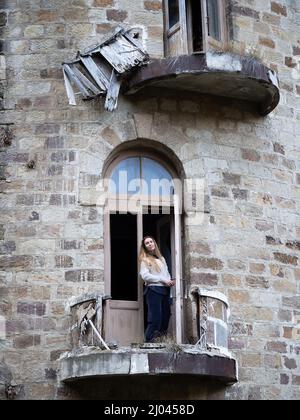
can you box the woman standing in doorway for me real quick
[139,236,175,342]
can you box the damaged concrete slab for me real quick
[59,346,238,384]
[124,53,280,116]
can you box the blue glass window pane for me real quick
[110,157,140,195]
[142,158,174,196]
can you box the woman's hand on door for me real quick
[164,279,175,287]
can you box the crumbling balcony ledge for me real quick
[124,52,280,116]
[59,345,238,384]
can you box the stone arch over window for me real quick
[102,139,185,182]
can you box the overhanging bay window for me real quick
[164,0,228,56]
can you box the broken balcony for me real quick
[59,291,238,385]
[124,53,280,116]
[62,28,280,117]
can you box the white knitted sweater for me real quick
[139,258,171,287]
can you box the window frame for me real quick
[204,0,228,50]
[106,150,179,204]
[165,0,180,34]
[164,0,228,56]
[164,0,188,57]
[109,156,175,198]
[103,149,184,344]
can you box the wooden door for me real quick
[104,212,144,346]
[104,204,182,346]
[174,195,183,343]
[156,213,176,337]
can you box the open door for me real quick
[104,212,144,346]
[104,206,182,346]
[143,208,176,339]
[174,195,183,344]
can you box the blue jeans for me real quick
[144,286,171,342]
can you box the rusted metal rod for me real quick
[88,319,110,351]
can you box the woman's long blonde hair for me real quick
[139,236,164,273]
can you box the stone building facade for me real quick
[0,0,300,400]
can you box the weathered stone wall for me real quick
[0,0,299,400]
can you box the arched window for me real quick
[109,156,175,197]
[103,149,183,346]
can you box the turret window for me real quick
[164,0,228,56]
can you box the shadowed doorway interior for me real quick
[142,208,174,336]
[110,213,138,302]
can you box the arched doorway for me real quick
[103,149,183,346]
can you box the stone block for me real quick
[144,1,162,12]
[189,242,211,256]
[259,37,275,49]
[191,256,224,271]
[232,5,260,19]
[262,12,281,26]
[65,270,103,283]
[283,357,297,370]
[223,173,241,185]
[5,319,27,335]
[0,225,4,241]
[286,241,300,251]
[59,240,82,251]
[266,341,287,353]
[222,274,242,287]
[0,256,33,271]
[228,290,250,304]
[264,354,281,369]
[292,375,300,385]
[232,188,248,200]
[246,276,270,289]
[24,25,44,38]
[241,353,262,368]
[190,272,218,286]
[231,322,253,336]
[31,286,51,301]
[211,187,229,198]
[35,124,60,135]
[0,241,16,255]
[93,0,114,6]
[280,373,289,385]
[17,302,46,317]
[18,239,55,254]
[45,368,57,380]
[250,263,265,275]
[55,255,73,268]
[0,12,7,26]
[271,2,287,16]
[13,334,41,349]
[274,253,298,266]
[282,296,300,310]
[133,113,153,139]
[106,9,127,21]
[26,383,55,400]
[241,148,261,162]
